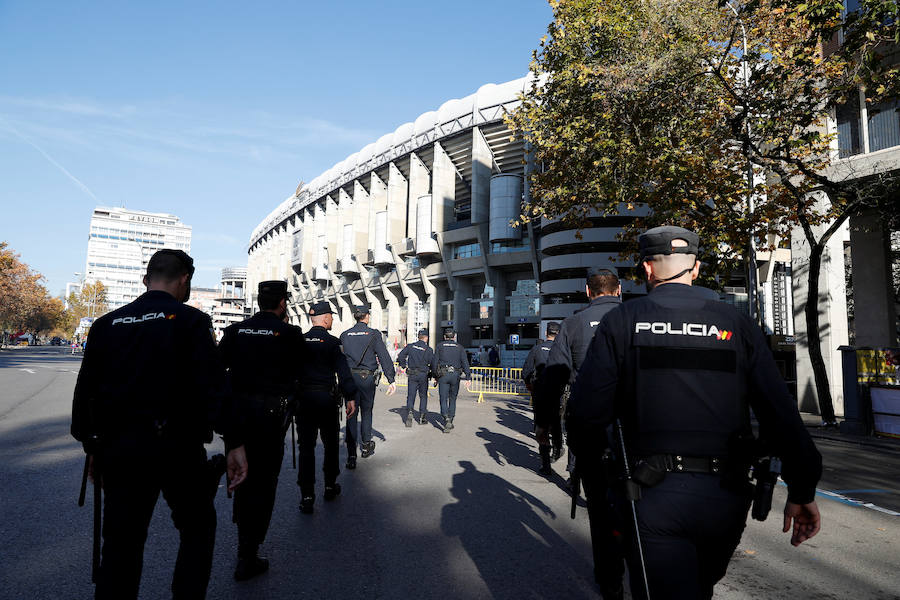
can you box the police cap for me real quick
[638,226,699,260]
[309,301,334,315]
[258,280,288,299]
[418,328,429,337]
[546,321,561,335]
[354,305,371,315]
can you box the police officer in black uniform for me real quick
[522,321,561,475]
[537,267,624,598]
[340,305,396,463]
[219,280,303,580]
[397,328,435,427]
[434,329,471,432]
[71,249,247,600]
[297,301,358,513]
[569,226,822,599]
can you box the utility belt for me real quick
[630,454,729,489]
[406,367,426,376]
[304,383,334,393]
[434,364,458,379]
[351,368,383,386]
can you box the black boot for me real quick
[299,495,314,514]
[405,409,413,427]
[443,417,454,433]
[361,441,375,458]
[234,554,269,581]
[346,455,357,470]
[419,412,427,424]
[324,483,341,501]
[539,445,552,476]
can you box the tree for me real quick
[64,281,109,335]
[509,0,900,423]
[0,242,68,335]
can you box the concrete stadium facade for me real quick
[247,75,645,362]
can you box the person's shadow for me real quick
[441,461,596,598]
[476,426,535,469]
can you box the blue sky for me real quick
[0,1,552,294]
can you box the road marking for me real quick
[20,368,35,374]
[779,481,900,516]
[832,489,891,494]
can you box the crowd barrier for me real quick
[390,364,530,403]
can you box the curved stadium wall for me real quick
[246,75,644,360]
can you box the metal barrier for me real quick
[469,366,530,403]
[390,364,530,403]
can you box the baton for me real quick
[291,416,297,469]
[91,465,101,583]
[78,454,89,507]
[616,418,650,599]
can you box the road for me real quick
[0,347,897,599]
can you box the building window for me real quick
[867,97,900,153]
[508,279,540,317]
[836,91,862,158]
[441,302,454,322]
[453,243,481,259]
[490,238,531,254]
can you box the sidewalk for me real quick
[799,412,900,453]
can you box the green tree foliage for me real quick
[509,0,900,422]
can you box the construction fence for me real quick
[392,364,531,403]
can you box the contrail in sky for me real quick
[0,116,100,203]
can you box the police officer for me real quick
[537,267,624,598]
[219,280,303,580]
[569,226,822,599]
[71,249,248,600]
[297,301,358,513]
[397,328,435,426]
[434,329,471,432]
[522,321,561,475]
[340,305,396,464]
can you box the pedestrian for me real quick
[218,280,304,581]
[397,328,435,426]
[71,249,247,600]
[568,226,822,599]
[339,305,396,465]
[297,301,358,514]
[488,345,500,367]
[537,266,624,598]
[521,322,561,475]
[434,329,471,432]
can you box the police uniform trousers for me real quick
[233,412,285,560]
[96,437,215,600]
[345,372,376,456]
[297,390,341,496]
[618,473,751,600]
[437,372,461,418]
[579,455,626,596]
[405,371,429,414]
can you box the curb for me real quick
[807,430,900,453]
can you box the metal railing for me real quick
[390,364,530,403]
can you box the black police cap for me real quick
[309,301,334,315]
[418,328,429,337]
[546,321,561,335]
[354,305,371,315]
[258,280,288,299]
[638,226,699,260]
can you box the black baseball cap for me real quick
[354,305,371,315]
[418,328,429,337]
[638,226,699,261]
[309,301,334,315]
[546,322,561,335]
[258,280,288,299]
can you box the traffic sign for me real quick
[509,334,520,345]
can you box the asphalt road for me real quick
[1,347,898,599]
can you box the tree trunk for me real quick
[805,241,837,424]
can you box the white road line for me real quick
[20,368,35,374]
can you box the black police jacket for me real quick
[436,340,471,378]
[71,290,242,449]
[522,339,553,384]
[302,326,358,402]
[397,340,434,374]
[219,311,305,412]
[568,283,822,504]
[340,322,396,383]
